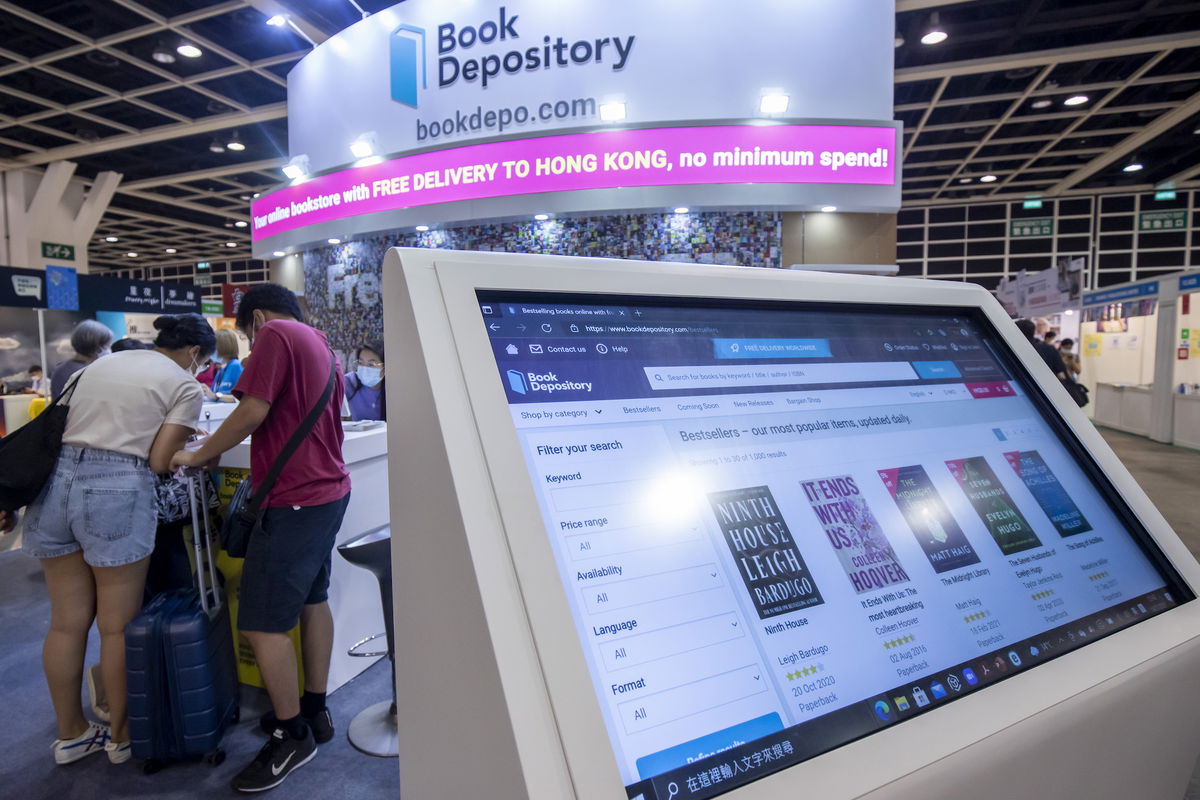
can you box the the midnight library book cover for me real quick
[878,465,981,573]
[946,456,1042,555]
[1003,450,1093,537]
[800,474,910,594]
[708,485,825,619]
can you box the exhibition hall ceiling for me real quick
[0,0,1197,270]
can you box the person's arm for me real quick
[0,509,16,533]
[170,395,270,470]
[148,423,197,473]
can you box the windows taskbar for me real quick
[625,587,1179,800]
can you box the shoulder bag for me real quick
[0,375,81,511]
[221,352,337,557]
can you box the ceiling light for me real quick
[253,192,260,198]
[240,194,251,200]
[1064,309,1075,316]
[176,42,202,58]
[281,154,310,180]
[921,13,948,45]
[164,248,177,254]
[533,214,550,221]
[759,93,789,114]
[673,207,689,214]
[151,45,176,64]
[980,174,998,182]
[327,237,341,244]
[104,235,119,242]
[226,131,245,151]
[266,14,287,26]
[599,102,626,121]
[894,34,905,48]
[225,242,237,247]
[125,252,138,258]
[415,225,430,232]
[1123,161,1144,173]
[1031,99,1052,109]
[820,205,837,213]
[349,132,378,159]
[354,155,384,167]
[234,220,248,228]
[958,177,972,184]
[209,139,225,154]
[272,250,286,257]
[1064,94,1089,106]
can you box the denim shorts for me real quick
[22,445,157,567]
[238,493,350,634]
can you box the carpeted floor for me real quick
[0,547,398,799]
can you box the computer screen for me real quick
[474,291,1189,800]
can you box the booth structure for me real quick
[1079,270,1200,447]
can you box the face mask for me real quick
[97,347,112,358]
[357,365,383,388]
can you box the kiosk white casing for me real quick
[382,248,1200,800]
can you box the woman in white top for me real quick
[21,313,215,766]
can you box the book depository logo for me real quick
[390,24,427,108]
[507,369,528,395]
[506,369,593,396]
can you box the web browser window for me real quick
[475,291,1189,800]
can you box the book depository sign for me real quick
[261,0,898,253]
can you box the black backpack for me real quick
[0,378,78,510]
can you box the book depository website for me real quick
[475,292,1182,800]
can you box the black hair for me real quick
[111,337,150,353]
[1042,330,1057,343]
[1015,319,1036,339]
[29,364,42,373]
[235,283,305,331]
[153,313,217,359]
[1060,338,1075,348]
[348,339,386,421]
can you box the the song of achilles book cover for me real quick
[708,485,824,619]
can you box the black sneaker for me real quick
[231,728,316,793]
[259,709,334,744]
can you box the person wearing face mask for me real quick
[51,320,114,400]
[343,340,386,422]
[20,312,214,767]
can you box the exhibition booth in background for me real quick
[242,0,1200,798]
[1079,270,1200,449]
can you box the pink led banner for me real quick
[251,124,897,240]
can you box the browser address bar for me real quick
[644,362,919,390]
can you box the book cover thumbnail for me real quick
[801,474,910,594]
[1003,450,1093,537]
[878,465,981,574]
[708,485,825,619]
[946,456,1042,555]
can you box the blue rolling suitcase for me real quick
[126,471,239,773]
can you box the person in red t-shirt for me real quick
[172,284,350,792]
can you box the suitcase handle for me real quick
[184,471,222,615]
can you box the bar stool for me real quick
[336,525,397,758]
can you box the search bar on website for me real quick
[643,362,919,390]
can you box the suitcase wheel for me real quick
[143,759,165,775]
[205,748,226,767]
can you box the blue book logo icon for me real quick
[507,370,527,395]
[390,24,426,108]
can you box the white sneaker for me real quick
[53,722,110,765]
[105,740,132,765]
[86,664,110,724]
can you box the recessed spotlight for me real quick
[820,205,837,213]
[327,237,341,244]
[176,42,202,58]
[225,242,237,247]
[266,14,287,27]
[980,174,998,183]
[104,235,119,242]
[1064,94,1089,106]
[1031,99,1052,109]
[272,250,286,257]
[599,102,626,121]
[921,13,948,45]
[1123,162,1144,172]
[151,44,176,64]
[125,252,138,258]
[164,248,177,253]
[533,213,550,221]
[415,225,430,232]
[673,207,689,214]
[958,177,973,184]
[350,132,377,159]
[234,220,248,227]
[282,154,310,180]
[759,93,789,114]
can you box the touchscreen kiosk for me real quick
[383,248,1200,800]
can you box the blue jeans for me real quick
[22,445,157,567]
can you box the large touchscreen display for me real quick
[475,292,1188,800]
